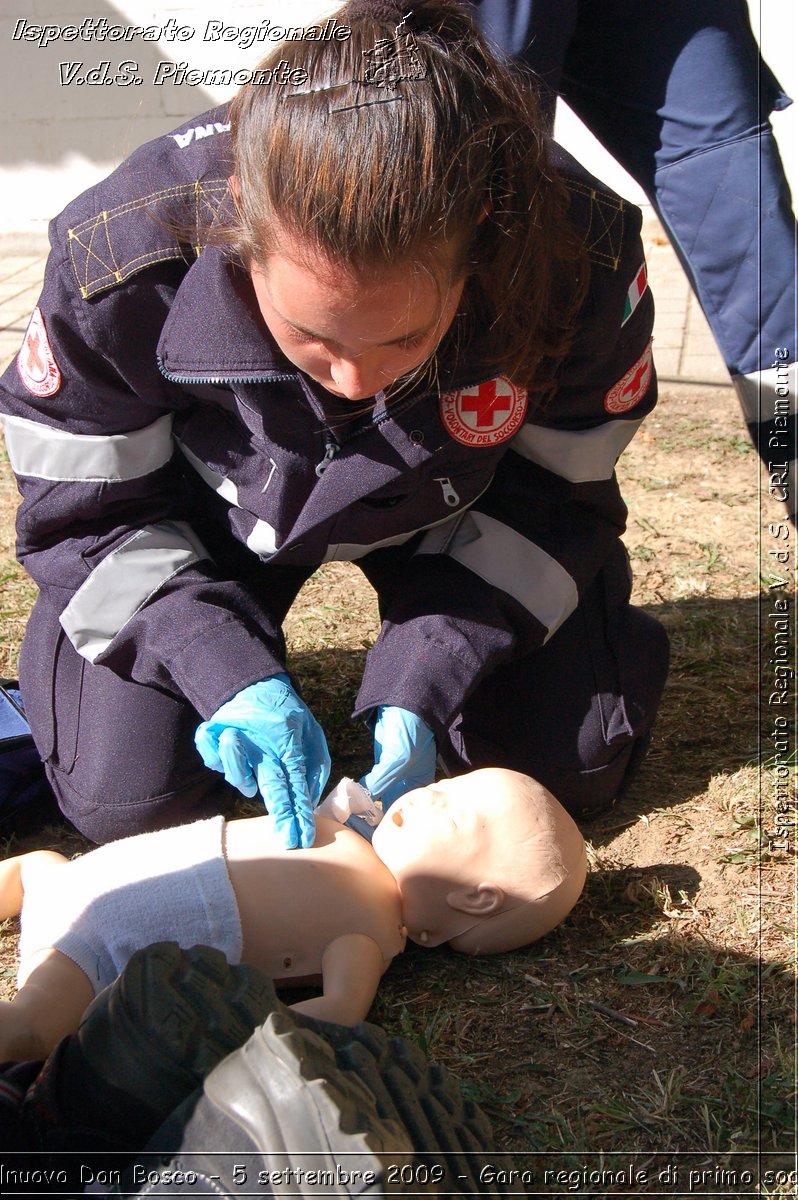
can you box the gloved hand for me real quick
[195,675,331,849]
[360,705,436,810]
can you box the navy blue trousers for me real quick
[475,0,797,498]
[20,544,667,842]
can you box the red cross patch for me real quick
[17,308,61,398]
[440,376,527,447]
[604,341,653,414]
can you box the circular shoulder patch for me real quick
[440,377,528,447]
[17,308,61,398]
[604,341,653,414]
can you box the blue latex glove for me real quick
[360,705,436,810]
[195,675,331,849]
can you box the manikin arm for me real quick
[0,850,93,1061]
[1,950,95,1062]
[288,933,385,1026]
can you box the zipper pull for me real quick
[434,476,461,507]
[315,433,340,477]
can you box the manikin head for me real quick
[371,768,587,955]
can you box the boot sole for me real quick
[75,941,279,1118]
[159,1009,512,1196]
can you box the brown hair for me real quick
[226,0,588,393]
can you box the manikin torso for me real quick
[226,813,407,986]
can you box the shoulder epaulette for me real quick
[67,177,229,299]
[564,178,626,272]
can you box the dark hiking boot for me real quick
[109,1007,517,1197]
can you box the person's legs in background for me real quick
[474,0,797,515]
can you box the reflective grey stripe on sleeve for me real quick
[511,418,643,482]
[177,440,278,558]
[2,413,174,481]
[416,511,578,641]
[59,521,210,662]
[732,362,797,424]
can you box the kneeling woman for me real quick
[0,0,668,845]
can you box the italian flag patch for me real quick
[621,263,648,326]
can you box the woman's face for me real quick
[250,233,465,402]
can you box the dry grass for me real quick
[0,378,795,1192]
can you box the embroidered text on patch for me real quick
[17,308,61,398]
[440,377,528,446]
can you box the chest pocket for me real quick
[362,461,498,531]
[362,490,409,510]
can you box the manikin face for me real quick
[249,232,465,402]
[371,772,510,948]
